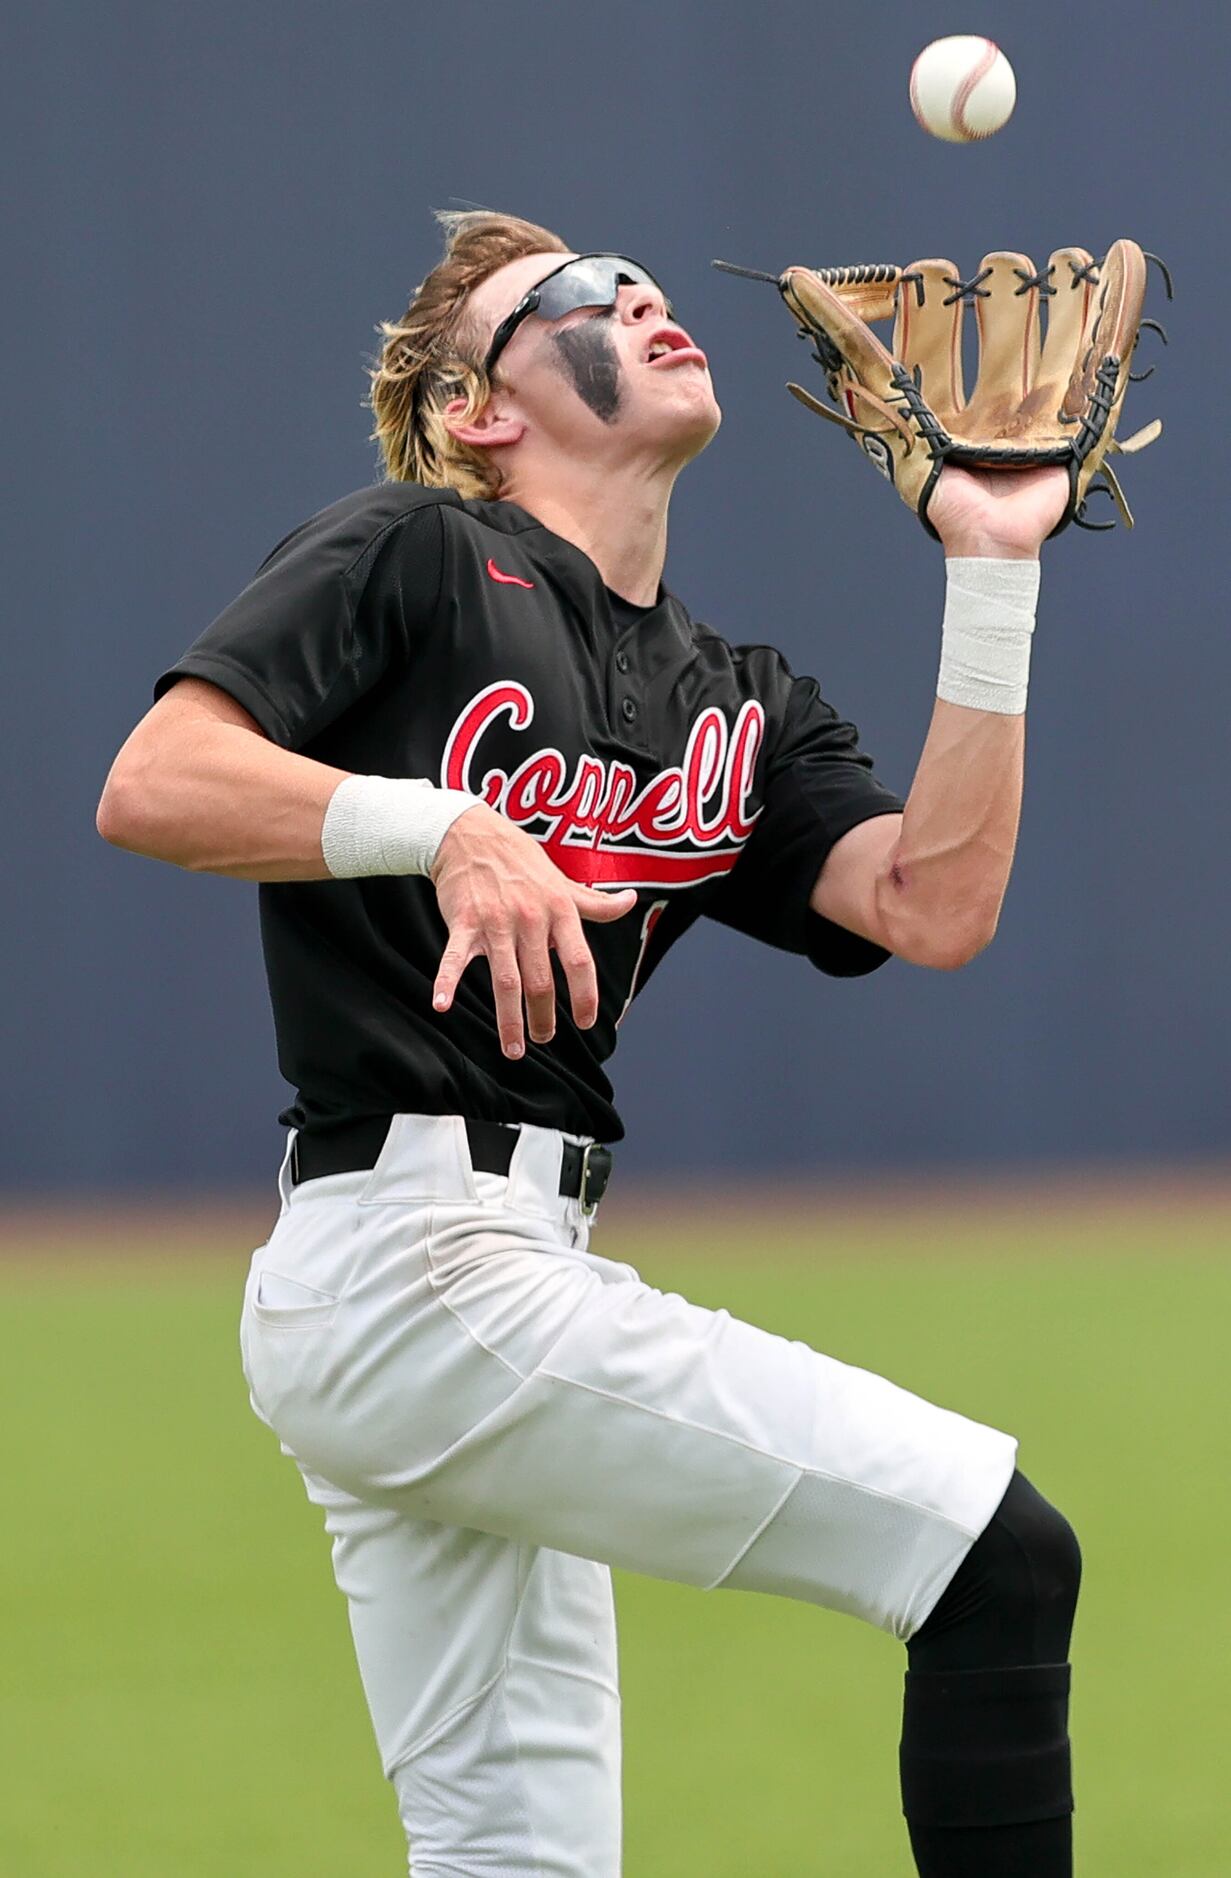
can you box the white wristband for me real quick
[937,557,1040,716]
[320,775,482,878]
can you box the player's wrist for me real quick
[941,535,1039,562]
[320,775,483,879]
[936,558,1039,716]
[427,798,509,882]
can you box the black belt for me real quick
[290,1116,614,1213]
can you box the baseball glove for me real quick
[715,243,1171,537]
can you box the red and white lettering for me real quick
[441,681,764,890]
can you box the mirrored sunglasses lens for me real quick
[533,257,625,320]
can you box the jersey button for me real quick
[615,651,630,674]
[620,696,638,724]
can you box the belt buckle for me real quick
[578,1141,612,1218]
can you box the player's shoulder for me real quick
[668,602,832,738]
[276,484,547,563]
[439,493,543,533]
[256,481,461,574]
[672,601,800,689]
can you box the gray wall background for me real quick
[6,0,1227,1190]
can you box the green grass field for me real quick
[2,1200,1227,1875]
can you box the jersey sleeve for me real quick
[706,666,904,977]
[153,492,446,749]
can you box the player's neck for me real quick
[502,458,673,607]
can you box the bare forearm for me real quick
[878,696,1024,965]
[877,531,1035,958]
[811,476,1064,968]
[97,687,346,880]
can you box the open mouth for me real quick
[645,326,708,369]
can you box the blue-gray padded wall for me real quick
[5,0,1227,1188]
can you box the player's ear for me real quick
[444,390,525,451]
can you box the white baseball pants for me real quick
[239,1114,1017,1876]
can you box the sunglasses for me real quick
[483,253,672,376]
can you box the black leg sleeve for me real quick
[899,1472,1081,1877]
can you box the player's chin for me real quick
[681,398,722,458]
[646,374,722,451]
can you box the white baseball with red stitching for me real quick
[909,36,1016,143]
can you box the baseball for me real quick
[910,36,1016,142]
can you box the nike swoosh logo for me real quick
[486,557,535,589]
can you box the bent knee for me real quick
[1023,1490,1082,1617]
[909,1471,1081,1669]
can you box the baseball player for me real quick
[99,212,1086,1876]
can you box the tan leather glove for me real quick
[718,243,1171,538]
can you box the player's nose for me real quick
[620,282,670,326]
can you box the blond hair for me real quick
[369,210,570,498]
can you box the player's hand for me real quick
[929,463,1071,560]
[429,803,637,1057]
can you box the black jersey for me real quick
[156,484,904,1142]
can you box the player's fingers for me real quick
[552,906,600,1030]
[517,926,557,1046]
[486,935,527,1059]
[570,884,638,924]
[432,928,478,1012]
